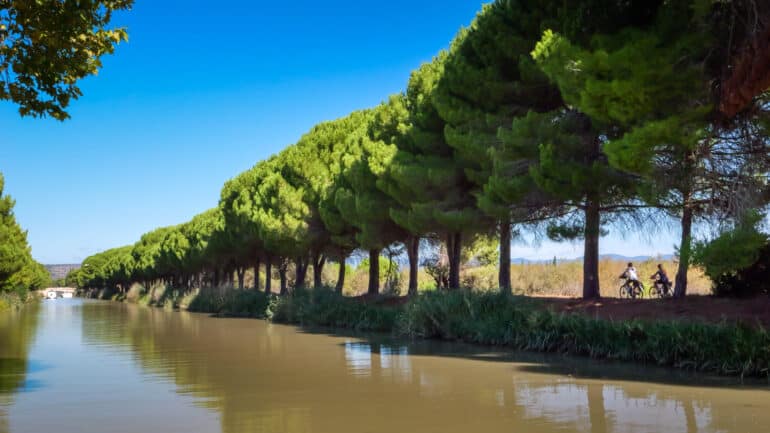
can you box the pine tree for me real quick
[432,1,563,294]
[0,173,47,293]
[384,54,483,289]
[332,108,412,295]
[363,95,422,295]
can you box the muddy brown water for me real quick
[1,299,768,433]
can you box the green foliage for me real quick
[463,234,499,266]
[0,0,133,119]
[434,1,561,222]
[398,290,770,377]
[0,173,29,290]
[693,213,769,295]
[271,288,400,332]
[0,173,49,293]
[187,288,275,318]
[0,289,33,311]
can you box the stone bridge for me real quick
[42,287,77,299]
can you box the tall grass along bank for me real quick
[84,286,770,377]
[0,290,38,312]
[398,291,770,378]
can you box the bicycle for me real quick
[618,278,643,299]
[649,278,673,298]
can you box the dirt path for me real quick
[543,295,770,327]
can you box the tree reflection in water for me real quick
[0,303,40,432]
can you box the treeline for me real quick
[71,0,770,299]
[0,173,51,297]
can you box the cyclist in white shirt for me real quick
[620,262,640,288]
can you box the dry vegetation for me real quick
[230,258,712,298]
[513,259,710,297]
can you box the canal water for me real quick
[1,299,768,433]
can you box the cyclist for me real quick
[650,264,671,295]
[620,262,641,292]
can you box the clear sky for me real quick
[1,0,679,264]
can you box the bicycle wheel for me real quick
[633,283,643,299]
[619,283,631,298]
[649,283,661,299]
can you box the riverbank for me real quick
[0,291,37,312]
[82,286,770,378]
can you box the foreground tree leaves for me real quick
[0,0,132,120]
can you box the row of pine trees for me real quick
[71,0,770,299]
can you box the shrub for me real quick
[271,287,400,332]
[693,212,769,297]
[186,288,273,318]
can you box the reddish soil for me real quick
[543,295,770,327]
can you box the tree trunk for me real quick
[674,202,694,298]
[265,257,272,294]
[335,257,346,294]
[684,399,697,433]
[499,219,512,295]
[253,257,261,291]
[237,267,245,289]
[279,261,288,295]
[587,384,607,433]
[447,232,462,289]
[368,249,380,296]
[294,256,308,289]
[407,236,419,297]
[313,253,326,288]
[583,198,601,299]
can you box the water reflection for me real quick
[0,303,40,433]
[3,300,770,433]
[343,342,412,383]
[344,342,372,377]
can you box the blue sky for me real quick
[1,0,678,264]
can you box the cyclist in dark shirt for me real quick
[651,264,671,294]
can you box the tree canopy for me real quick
[1,0,133,120]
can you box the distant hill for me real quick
[511,254,676,264]
[600,253,676,262]
[45,264,81,281]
